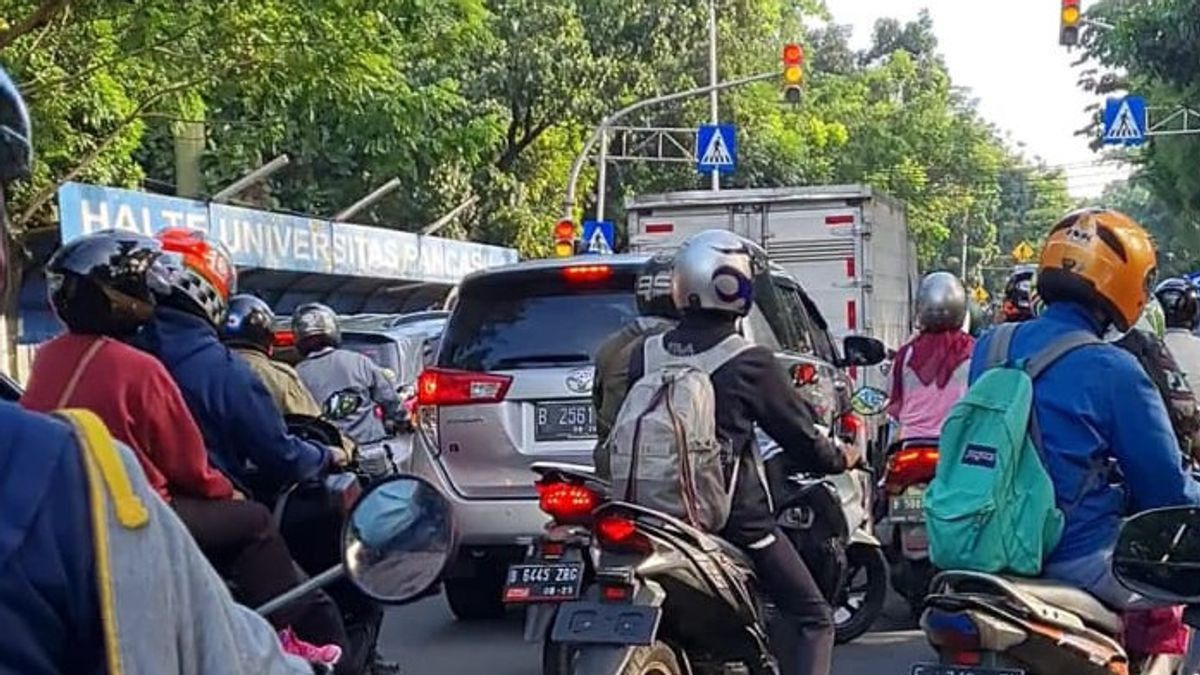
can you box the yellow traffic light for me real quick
[553,219,576,257]
[1060,0,1081,46]
[782,43,805,104]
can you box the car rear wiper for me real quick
[491,353,592,368]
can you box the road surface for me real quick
[381,593,933,673]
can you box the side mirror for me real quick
[849,386,890,416]
[343,475,457,604]
[1113,506,1200,604]
[324,388,367,421]
[842,336,887,367]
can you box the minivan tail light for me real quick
[416,367,512,406]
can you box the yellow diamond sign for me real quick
[971,286,990,305]
[1012,241,1036,264]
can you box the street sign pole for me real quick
[596,128,609,223]
[708,0,720,192]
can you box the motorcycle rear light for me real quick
[885,447,939,494]
[926,611,982,652]
[595,515,650,554]
[838,412,863,440]
[416,367,512,407]
[562,265,612,283]
[537,481,598,523]
[540,541,565,558]
[601,584,632,602]
[273,330,296,347]
[951,651,982,666]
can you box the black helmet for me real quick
[1155,277,1200,330]
[292,302,340,356]
[47,230,173,336]
[1002,266,1036,323]
[0,66,32,186]
[223,294,276,353]
[635,252,680,319]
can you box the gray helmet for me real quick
[636,252,680,319]
[671,230,757,317]
[915,272,967,332]
[292,302,341,355]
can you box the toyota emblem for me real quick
[566,368,594,395]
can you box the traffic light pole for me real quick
[565,69,777,222]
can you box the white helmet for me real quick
[670,230,758,317]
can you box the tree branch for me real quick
[0,0,71,52]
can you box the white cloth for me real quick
[1165,329,1200,395]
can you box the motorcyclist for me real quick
[1157,277,1200,397]
[621,230,858,675]
[591,251,679,479]
[0,64,318,675]
[887,272,974,446]
[223,294,323,418]
[293,303,402,444]
[1000,265,1037,323]
[21,230,347,666]
[133,227,344,501]
[969,208,1200,609]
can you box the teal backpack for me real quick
[924,323,1101,576]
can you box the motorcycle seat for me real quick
[1000,576,1123,636]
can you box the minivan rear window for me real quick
[439,270,639,372]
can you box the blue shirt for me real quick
[971,302,1200,563]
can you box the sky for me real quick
[821,0,1128,198]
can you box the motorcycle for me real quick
[913,505,1200,675]
[256,472,458,674]
[878,430,940,616]
[321,388,415,478]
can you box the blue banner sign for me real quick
[57,182,517,282]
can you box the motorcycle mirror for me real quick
[849,386,889,416]
[841,336,888,367]
[323,389,366,421]
[342,475,457,604]
[1113,506,1200,604]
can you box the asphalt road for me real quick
[380,592,934,674]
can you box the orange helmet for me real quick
[1037,208,1157,332]
[154,227,237,326]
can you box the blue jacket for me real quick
[971,302,1200,563]
[136,307,330,497]
[0,403,103,674]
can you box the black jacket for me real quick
[626,314,845,546]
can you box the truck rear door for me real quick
[628,203,765,253]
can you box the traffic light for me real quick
[553,219,576,257]
[1060,0,1081,46]
[782,43,804,104]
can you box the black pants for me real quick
[747,529,835,675]
[173,497,350,651]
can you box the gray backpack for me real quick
[608,334,753,531]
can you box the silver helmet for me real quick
[915,272,967,332]
[670,230,757,317]
[292,302,341,354]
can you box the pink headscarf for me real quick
[892,331,975,391]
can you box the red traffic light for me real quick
[554,219,575,240]
[783,43,804,65]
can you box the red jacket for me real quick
[22,333,234,502]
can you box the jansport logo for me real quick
[962,444,997,469]
[565,368,594,395]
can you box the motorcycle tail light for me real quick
[838,412,863,443]
[885,446,939,495]
[601,583,633,602]
[537,481,598,524]
[595,515,651,555]
[925,610,982,652]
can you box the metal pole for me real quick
[596,128,609,222]
[562,70,776,219]
[256,564,344,617]
[709,0,720,192]
[211,154,290,203]
[333,177,403,222]
[421,195,480,236]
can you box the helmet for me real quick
[914,272,967,332]
[1037,208,1157,332]
[0,66,32,185]
[154,227,237,326]
[1155,277,1200,330]
[222,294,276,353]
[46,230,173,336]
[635,252,680,319]
[292,302,340,355]
[1002,265,1037,323]
[670,230,759,317]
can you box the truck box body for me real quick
[625,185,917,385]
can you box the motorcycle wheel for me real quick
[834,544,888,644]
[621,643,682,675]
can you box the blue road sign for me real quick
[697,124,737,175]
[1102,96,1147,147]
[582,220,615,255]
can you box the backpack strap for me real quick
[985,322,1020,369]
[1024,331,1103,380]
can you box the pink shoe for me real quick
[278,627,343,666]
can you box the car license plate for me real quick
[535,400,597,442]
[503,562,585,603]
[911,664,1023,675]
[891,493,925,522]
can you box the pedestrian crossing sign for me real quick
[1102,96,1147,147]
[581,220,615,255]
[696,124,738,175]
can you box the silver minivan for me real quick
[411,253,866,620]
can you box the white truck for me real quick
[625,185,918,362]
